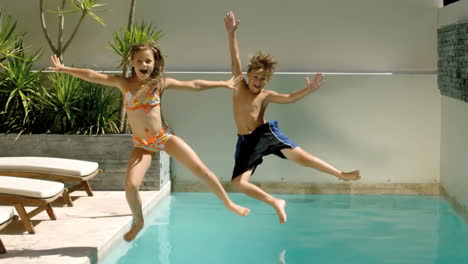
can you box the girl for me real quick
[49,43,250,242]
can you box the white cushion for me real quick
[0,206,14,225]
[0,157,98,177]
[0,176,64,199]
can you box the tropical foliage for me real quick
[74,83,120,135]
[39,0,106,60]
[40,73,120,134]
[0,43,44,135]
[0,9,21,63]
[108,21,163,68]
[0,4,163,135]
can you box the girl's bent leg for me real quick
[124,147,153,242]
[164,135,250,216]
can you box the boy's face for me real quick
[132,49,155,81]
[247,68,270,93]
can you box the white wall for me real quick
[438,0,468,213]
[162,73,440,184]
[440,97,468,211]
[1,0,439,72]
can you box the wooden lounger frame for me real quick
[0,214,18,254]
[0,169,102,196]
[0,189,73,234]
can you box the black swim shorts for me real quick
[232,120,297,180]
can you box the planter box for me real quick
[0,134,170,191]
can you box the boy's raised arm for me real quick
[267,73,325,104]
[224,11,242,77]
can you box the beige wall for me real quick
[438,0,468,27]
[2,0,439,72]
[440,97,468,212]
[162,73,440,185]
[438,0,468,215]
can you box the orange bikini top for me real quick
[124,87,160,113]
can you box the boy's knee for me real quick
[231,177,246,190]
[291,154,308,166]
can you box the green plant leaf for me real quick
[107,21,163,67]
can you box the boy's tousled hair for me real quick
[247,50,277,80]
[129,43,165,90]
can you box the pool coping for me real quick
[174,181,441,195]
[92,182,171,264]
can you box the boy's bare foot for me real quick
[338,170,361,181]
[225,201,250,216]
[273,199,287,224]
[124,222,144,242]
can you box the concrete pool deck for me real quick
[0,183,170,264]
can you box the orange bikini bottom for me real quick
[132,125,174,152]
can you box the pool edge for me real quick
[91,183,171,264]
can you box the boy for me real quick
[224,11,361,224]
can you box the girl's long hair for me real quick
[129,43,165,92]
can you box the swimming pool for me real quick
[102,193,468,264]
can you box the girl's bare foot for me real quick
[272,199,287,224]
[338,170,361,181]
[224,201,250,216]
[124,221,144,242]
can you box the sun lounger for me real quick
[0,157,101,196]
[0,176,72,234]
[0,207,17,254]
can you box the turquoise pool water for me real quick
[102,193,468,264]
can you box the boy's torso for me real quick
[232,82,271,135]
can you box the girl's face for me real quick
[132,49,155,81]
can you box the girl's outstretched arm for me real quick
[164,75,243,91]
[49,55,126,92]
